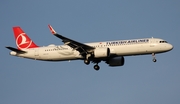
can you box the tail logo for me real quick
[16,33,32,49]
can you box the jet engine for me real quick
[107,56,125,66]
[93,48,110,58]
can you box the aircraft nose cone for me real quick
[168,44,173,50]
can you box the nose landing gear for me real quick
[152,53,157,62]
[153,58,157,62]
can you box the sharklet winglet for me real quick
[48,24,57,34]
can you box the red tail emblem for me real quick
[13,27,38,50]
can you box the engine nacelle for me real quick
[94,48,110,58]
[107,56,125,66]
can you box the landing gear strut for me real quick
[152,53,157,62]
[84,54,91,65]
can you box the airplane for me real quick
[6,25,173,70]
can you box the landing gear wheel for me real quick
[94,65,100,71]
[84,59,90,65]
[153,58,157,62]
[152,53,157,62]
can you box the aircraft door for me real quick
[34,49,39,59]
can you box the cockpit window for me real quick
[159,41,168,43]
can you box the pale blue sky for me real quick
[1,0,180,104]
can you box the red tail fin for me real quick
[13,27,38,50]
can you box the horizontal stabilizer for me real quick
[6,46,26,53]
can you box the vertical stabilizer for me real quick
[13,27,38,50]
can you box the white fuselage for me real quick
[10,38,173,61]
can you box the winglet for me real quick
[48,24,57,34]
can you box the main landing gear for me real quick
[152,53,157,62]
[84,59,90,65]
[94,64,100,71]
[84,59,100,71]
[84,54,100,70]
[84,54,91,65]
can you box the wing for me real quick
[48,25,95,56]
